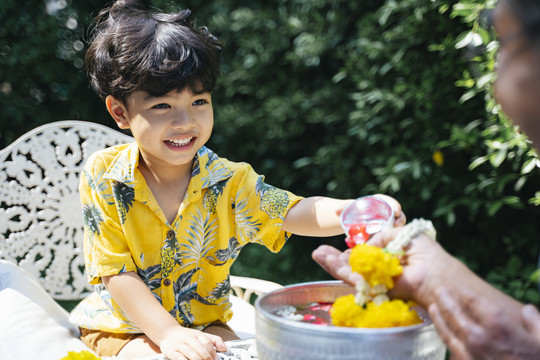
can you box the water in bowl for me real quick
[274,302,333,326]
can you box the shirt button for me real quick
[163,278,172,286]
[167,230,175,239]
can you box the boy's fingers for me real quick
[394,211,407,227]
[169,353,188,360]
[193,345,216,360]
[169,347,191,360]
[374,194,405,224]
[210,334,227,352]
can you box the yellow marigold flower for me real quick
[349,244,402,289]
[331,295,422,328]
[59,350,101,360]
[432,150,444,166]
[330,294,365,328]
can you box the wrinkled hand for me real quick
[313,227,449,306]
[367,228,449,303]
[160,327,227,360]
[429,288,540,360]
[313,214,540,360]
[311,245,360,286]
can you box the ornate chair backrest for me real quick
[0,121,133,300]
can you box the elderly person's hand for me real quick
[312,226,448,307]
[312,222,533,360]
[429,288,540,360]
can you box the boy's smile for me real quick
[165,137,194,148]
[106,88,214,176]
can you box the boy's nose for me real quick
[170,110,194,127]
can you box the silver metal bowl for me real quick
[255,281,446,360]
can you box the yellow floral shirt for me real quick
[69,142,302,333]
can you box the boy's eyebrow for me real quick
[142,93,157,102]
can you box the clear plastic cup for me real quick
[340,196,395,248]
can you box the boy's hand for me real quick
[335,194,406,227]
[373,194,406,227]
[160,326,227,360]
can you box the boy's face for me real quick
[106,88,214,173]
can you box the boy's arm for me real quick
[103,272,227,359]
[282,196,353,237]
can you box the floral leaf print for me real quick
[215,237,243,265]
[191,152,201,177]
[233,190,262,244]
[82,203,103,235]
[112,180,135,224]
[108,157,136,186]
[83,169,114,205]
[180,208,218,269]
[137,263,162,292]
[170,268,214,325]
[205,150,219,167]
[197,146,212,161]
[172,269,203,302]
[201,155,229,188]
[170,303,194,326]
[208,276,231,303]
[255,176,290,220]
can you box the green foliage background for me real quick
[1,0,538,303]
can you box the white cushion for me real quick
[0,260,91,360]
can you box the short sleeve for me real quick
[79,158,137,285]
[231,164,303,253]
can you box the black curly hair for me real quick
[85,0,223,103]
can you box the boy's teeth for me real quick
[169,137,192,146]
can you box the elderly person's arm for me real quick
[312,230,540,359]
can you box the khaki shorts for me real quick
[79,328,143,357]
[79,322,237,357]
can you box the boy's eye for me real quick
[152,103,170,110]
[193,99,208,106]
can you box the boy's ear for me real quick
[106,95,130,129]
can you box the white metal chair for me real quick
[0,120,281,346]
[0,120,133,300]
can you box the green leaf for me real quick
[469,156,488,170]
[489,148,508,167]
[521,158,539,174]
[488,201,504,216]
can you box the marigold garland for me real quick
[349,244,402,289]
[331,294,422,328]
[331,244,422,328]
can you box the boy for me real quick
[70,1,403,360]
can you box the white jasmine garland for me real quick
[385,218,436,254]
[352,218,436,306]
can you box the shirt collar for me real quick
[103,143,233,191]
[189,146,233,191]
[102,141,139,186]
